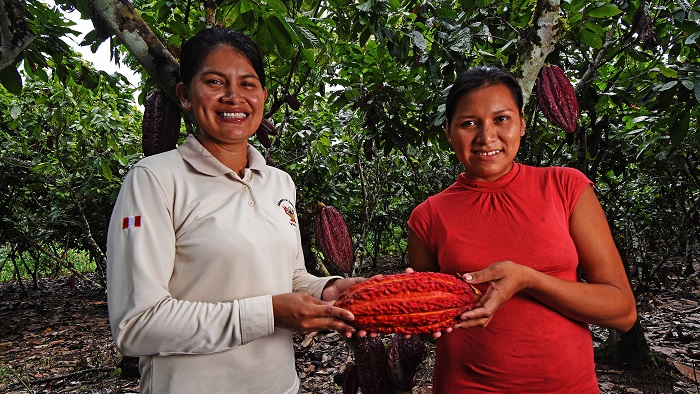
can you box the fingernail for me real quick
[464,274,473,281]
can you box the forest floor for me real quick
[0,256,699,393]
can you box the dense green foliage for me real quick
[1,0,698,288]
[0,52,142,286]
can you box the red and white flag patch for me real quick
[122,215,141,229]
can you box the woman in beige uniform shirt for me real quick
[107,27,362,394]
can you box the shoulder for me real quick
[132,149,185,175]
[518,164,590,185]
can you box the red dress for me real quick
[408,162,599,393]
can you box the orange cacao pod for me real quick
[335,272,480,334]
[536,65,580,134]
[141,88,181,156]
[314,203,354,273]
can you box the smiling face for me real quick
[446,83,526,182]
[176,45,268,150]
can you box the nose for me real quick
[476,123,498,143]
[221,85,244,103]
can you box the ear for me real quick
[263,88,268,101]
[444,120,452,143]
[519,111,526,136]
[176,82,191,110]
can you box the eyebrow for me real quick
[200,70,260,81]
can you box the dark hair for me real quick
[445,66,523,125]
[179,27,266,88]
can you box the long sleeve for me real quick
[107,165,273,357]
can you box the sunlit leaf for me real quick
[588,3,622,18]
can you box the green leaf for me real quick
[670,111,690,146]
[100,159,113,180]
[580,24,603,48]
[657,81,678,92]
[588,4,622,18]
[657,65,678,79]
[0,67,23,95]
[407,30,427,51]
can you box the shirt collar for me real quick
[178,134,270,177]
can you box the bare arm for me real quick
[459,186,637,332]
[407,229,440,272]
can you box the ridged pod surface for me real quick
[355,337,390,394]
[141,88,181,157]
[341,363,359,394]
[387,334,427,391]
[335,272,480,334]
[314,203,354,273]
[536,65,580,134]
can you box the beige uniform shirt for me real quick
[107,135,336,393]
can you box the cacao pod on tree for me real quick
[335,271,481,334]
[387,334,427,391]
[314,202,354,273]
[258,117,278,135]
[536,64,580,134]
[284,94,301,111]
[628,6,658,50]
[255,118,277,148]
[355,337,391,394]
[141,88,181,157]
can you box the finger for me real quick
[323,305,355,321]
[404,267,415,274]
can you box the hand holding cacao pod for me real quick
[271,292,356,335]
[335,271,481,334]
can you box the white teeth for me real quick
[220,112,247,119]
[476,150,500,156]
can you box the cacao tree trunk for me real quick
[0,0,35,71]
[515,0,562,105]
[90,0,180,103]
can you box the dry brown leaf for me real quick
[671,360,699,383]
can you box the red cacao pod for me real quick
[314,203,354,273]
[256,129,272,148]
[341,363,359,394]
[335,272,480,334]
[258,117,278,135]
[387,334,427,391]
[536,65,580,134]
[142,88,181,156]
[355,337,390,394]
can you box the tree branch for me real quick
[0,0,35,70]
[516,0,562,106]
[91,0,180,103]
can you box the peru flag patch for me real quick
[122,215,141,229]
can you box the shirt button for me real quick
[248,201,255,206]
[242,185,249,190]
